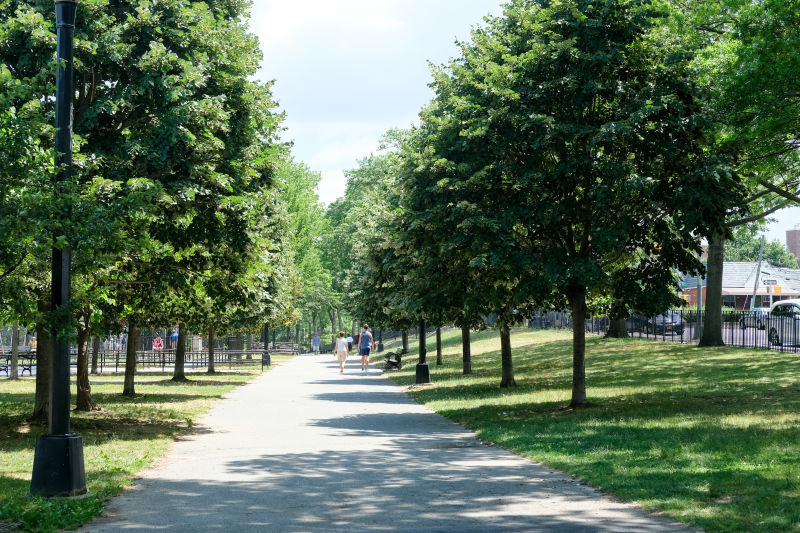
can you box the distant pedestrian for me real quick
[312,334,320,355]
[357,324,376,372]
[346,335,353,352]
[335,331,349,373]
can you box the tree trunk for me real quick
[336,307,343,333]
[568,286,588,407]
[31,299,51,423]
[172,324,187,381]
[436,327,443,365]
[90,335,100,374]
[207,327,216,373]
[461,325,472,375]
[604,317,629,339]
[328,308,336,345]
[401,330,409,354]
[123,324,138,396]
[75,323,96,411]
[700,231,725,346]
[10,321,19,380]
[246,334,253,359]
[352,319,358,336]
[418,320,427,364]
[312,311,318,336]
[499,325,516,387]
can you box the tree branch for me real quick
[727,202,789,228]
[759,179,800,203]
[0,256,26,283]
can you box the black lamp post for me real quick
[31,0,87,497]
[415,319,431,384]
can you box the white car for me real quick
[767,299,800,347]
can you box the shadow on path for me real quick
[89,447,684,532]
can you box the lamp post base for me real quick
[415,363,431,384]
[31,434,87,497]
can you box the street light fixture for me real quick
[30,0,87,497]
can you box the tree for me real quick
[2,0,288,405]
[677,0,800,345]
[417,0,739,405]
[395,116,523,382]
[274,159,333,344]
[725,227,799,268]
[323,132,418,336]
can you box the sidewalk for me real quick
[80,355,695,532]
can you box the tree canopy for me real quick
[388,0,741,402]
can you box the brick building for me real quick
[788,228,800,268]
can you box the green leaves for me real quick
[0,0,288,341]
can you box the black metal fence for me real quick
[3,309,798,377]
[0,347,272,377]
[526,309,800,353]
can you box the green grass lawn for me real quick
[379,328,800,532]
[0,357,291,533]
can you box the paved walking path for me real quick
[80,355,695,532]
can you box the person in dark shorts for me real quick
[357,324,376,372]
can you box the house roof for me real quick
[681,261,800,292]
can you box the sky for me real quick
[248,0,799,248]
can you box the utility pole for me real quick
[751,235,765,311]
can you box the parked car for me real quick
[645,312,685,335]
[767,299,800,346]
[739,307,770,330]
[627,314,649,333]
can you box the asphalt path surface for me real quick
[79,354,696,533]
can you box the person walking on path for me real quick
[334,331,349,373]
[312,333,320,355]
[357,324,375,372]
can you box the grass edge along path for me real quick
[0,357,292,533]
[378,328,800,533]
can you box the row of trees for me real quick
[3,0,798,416]
[0,1,339,415]
[323,0,799,407]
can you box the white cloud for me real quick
[317,170,348,205]
[284,117,415,144]
[250,1,408,64]
[283,116,417,203]
[247,0,506,202]
[308,138,379,170]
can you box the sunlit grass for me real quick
[0,357,291,532]
[379,328,800,532]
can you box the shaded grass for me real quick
[0,358,291,532]
[378,329,800,532]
